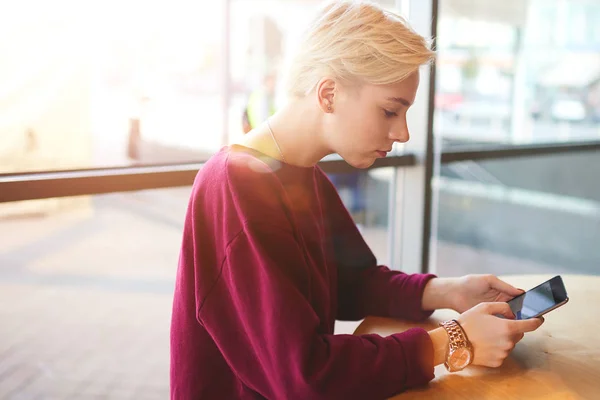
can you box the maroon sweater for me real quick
[170,145,437,399]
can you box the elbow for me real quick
[337,297,367,321]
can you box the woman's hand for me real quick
[457,302,544,368]
[451,274,524,313]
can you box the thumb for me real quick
[510,316,545,333]
[481,302,515,319]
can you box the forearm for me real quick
[421,277,458,311]
[338,266,437,321]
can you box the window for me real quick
[227,0,322,143]
[0,188,189,398]
[435,0,600,149]
[431,150,600,276]
[431,0,600,277]
[0,1,226,174]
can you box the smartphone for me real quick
[506,275,569,320]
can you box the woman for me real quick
[170,1,544,399]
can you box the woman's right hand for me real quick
[456,302,544,368]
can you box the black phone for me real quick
[507,275,569,320]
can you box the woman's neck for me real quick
[239,100,331,167]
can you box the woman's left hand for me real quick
[451,274,524,313]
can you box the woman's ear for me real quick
[315,78,336,113]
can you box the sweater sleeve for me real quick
[198,222,434,400]
[325,181,436,321]
[337,262,437,321]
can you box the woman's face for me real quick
[325,71,420,168]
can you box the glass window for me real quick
[432,0,600,277]
[0,188,191,398]
[435,0,600,149]
[332,168,395,266]
[227,0,322,144]
[431,150,600,276]
[0,1,225,174]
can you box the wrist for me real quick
[421,277,458,311]
[439,319,474,372]
[428,327,449,366]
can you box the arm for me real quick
[421,276,458,311]
[198,223,435,400]
[429,327,450,366]
[330,203,437,321]
[319,169,437,321]
[337,262,437,321]
[421,274,527,313]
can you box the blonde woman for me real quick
[170,1,544,399]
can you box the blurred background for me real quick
[0,0,599,398]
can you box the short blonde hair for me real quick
[285,0,435,98]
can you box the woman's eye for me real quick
[384,109,398,118]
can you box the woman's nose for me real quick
[389,128,410,143]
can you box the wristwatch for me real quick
[439,319,474,372]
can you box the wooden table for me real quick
[354,275,600,400]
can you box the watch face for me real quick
[449,348,472,370]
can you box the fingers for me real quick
[466,301,544,370]
[480,302,515,319]
[489,276,523,297]
[511,332,525,343]
[509,316,545,333]
[481,336,522,369]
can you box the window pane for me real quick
[432,151,600,276]
[0,1,225,174]
[0,188,193,398]
[435,0,600,148]
[331,168,394,265]
[228,0,315,143]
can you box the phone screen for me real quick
[507,276,567,320]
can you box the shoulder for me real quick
[193,146,282,190]
[224,147,288,210]
[192,146,291,228]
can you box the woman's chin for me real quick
[345,155,376,169]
